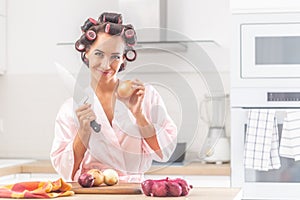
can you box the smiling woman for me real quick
[50,12,178,183]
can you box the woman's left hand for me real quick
[117,79,145,118]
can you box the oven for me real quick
[231,12,300,199]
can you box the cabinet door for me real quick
[0,16,6,74]
[0,0,6,16]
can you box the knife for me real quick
[55,62,101,133]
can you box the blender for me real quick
[198,94,230,164]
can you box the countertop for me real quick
[0,188,242,200]
[0,160,230,177]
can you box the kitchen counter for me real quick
[0,160,230,177]
[0,187,242,200]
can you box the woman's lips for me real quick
[95,68,111,76]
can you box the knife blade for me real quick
[55,62,101,133]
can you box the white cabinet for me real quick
[0,0,6,16]
[0,15,6,74]
[230,0,300,13]
[0,0,6,74]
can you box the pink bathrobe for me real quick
[50,84,177,182]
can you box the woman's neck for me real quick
[91,77,119,95]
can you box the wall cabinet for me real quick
[0,16,6,74]
[230,0,300,13]
[0,0,6,74]
[0,0,6,16]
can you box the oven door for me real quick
[241,23,300,78]
[231,108,300,200]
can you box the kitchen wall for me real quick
[0,0,230,159]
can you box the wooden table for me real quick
[60,187,242,200]
[0,188,241,200]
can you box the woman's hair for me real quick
[75,12,137,71]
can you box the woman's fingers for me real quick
[76,104,96,123]
[76,103,91,112]
[131,79,144,88]
[136,90,145,96]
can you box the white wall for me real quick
[0,0,230,159]
[0,0,119,159]
[168,0,231,49]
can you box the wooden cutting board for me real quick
[70,182,142,194]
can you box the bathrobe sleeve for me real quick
[142,85,178,162]
[50,98,80,181]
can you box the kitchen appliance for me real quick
[231,11,300,199]
[199,94,230,164]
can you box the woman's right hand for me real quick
[75,104,97,134]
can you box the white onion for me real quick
[87,169,104,186]
[103,169,119,186]
[117,80,134,98]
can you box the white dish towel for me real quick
[244,109,281,171]
[280,110,300,161]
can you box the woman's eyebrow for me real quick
[94,49,104,53]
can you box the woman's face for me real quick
[86,33,125,83]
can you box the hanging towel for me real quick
[280,110,300,161]
[244,109,281,171]
[0,178,74,198]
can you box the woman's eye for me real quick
[112,55,120,60]
[95,52,104,57]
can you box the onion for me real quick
[87,169,104,186]
[78,173,94,188]
[103,169,119,186]
[117,80,134,98]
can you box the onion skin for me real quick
[141,179,153,196]
[103,169,119,186]
[87,169,104,186]
[78,173,95,188]
[151,181,168,197]
[117,80,134,98]
[141,177,192,197]
[173,178,193,196]
[167,182,182,197]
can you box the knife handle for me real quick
[90,120,101,133]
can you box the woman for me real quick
[50,12,177,182]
